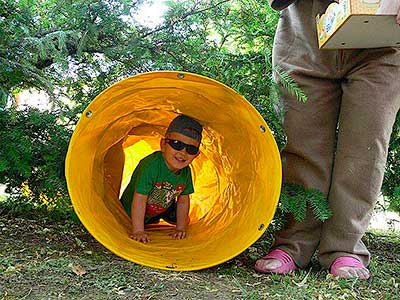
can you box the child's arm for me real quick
[130,192,150,243]
[170,194,190,239]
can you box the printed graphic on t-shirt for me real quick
[145,182,186,216]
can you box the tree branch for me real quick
[140,0,231,38]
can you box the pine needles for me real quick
[274,66,307,103]
[280,183,332,223]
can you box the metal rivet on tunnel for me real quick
[166,264,177,269]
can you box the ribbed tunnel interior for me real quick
[66,71,281,271]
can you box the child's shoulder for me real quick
[139,151,162,167]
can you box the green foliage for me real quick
[0,0,53,96]
[0,107,72,217]
[270,183,332,231]
[382,111,400,213]
[275,66,307,103]
[0,0,398,223]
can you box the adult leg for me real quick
[272,73,342,268]
[255,73,342,271]
[319,47,400,278]
[256,0,342,272]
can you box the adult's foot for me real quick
[254,249,298,274]
[330,256,370,279]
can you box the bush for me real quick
[382,111,400,213]
[0,107,73,218]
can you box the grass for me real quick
[0,213,400,300]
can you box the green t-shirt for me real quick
[120,151,194,217]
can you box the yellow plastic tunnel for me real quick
[65,71,282,271]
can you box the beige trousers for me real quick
[272,0,400,269]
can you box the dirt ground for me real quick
[1,213,400,300]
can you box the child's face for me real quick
[160,132,200,173]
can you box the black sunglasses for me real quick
[165,139,200,155]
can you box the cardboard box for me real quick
[316,0,400,49]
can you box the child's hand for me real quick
[169,229,187,240]
[130,231,150,243]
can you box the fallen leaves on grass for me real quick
[69,263,87,276]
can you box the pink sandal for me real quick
[254,249,298,274]
[330,256,370,279]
